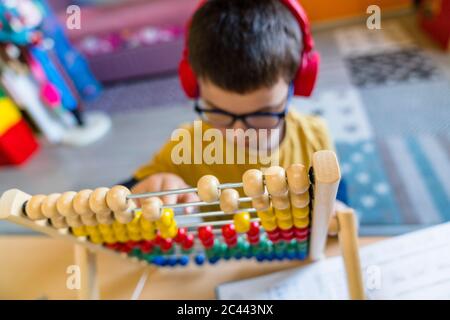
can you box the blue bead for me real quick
[152,256,165,266]
[195,254,205,265]
[275,252,284,260]
[208,256,219,264]
[297,251,307,260]
[234,254,242,260]
[168,256,178,267]
[286,252,296,260]
[255,254,265,262]
[178,256,189,266]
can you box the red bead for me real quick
[105,243,119,250]
[154,234,164,246]
[247,221,260,237]
[126,240,138,249]
[225,236,237,247]
[140,241,153,253]
[174,228,187,243]
[198,226,213,241]
[160,238,173,251]
[120,245,132,253]
[202,237,215,249]
[182,234,194,250]
[222,224,236,239]
[280,228,294,241]
[267,231,280,242]
[296,234,308,242]
[294,227,309,237]
[248,234,260,244]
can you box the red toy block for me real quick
[0,119,39,166]
[419,0,450,50]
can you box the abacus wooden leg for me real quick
[310,151,341,260]
[74,245,100,300]
[336,210,365,300]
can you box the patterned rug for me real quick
[292,19,450,235]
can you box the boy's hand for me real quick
[131,173,200,212]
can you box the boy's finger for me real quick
[161,178,180,205]
[131,177,162,206]
[180,192,200,214]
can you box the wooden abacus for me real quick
[0,150,364,300]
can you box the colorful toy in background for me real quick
[419,0,450,50]
[0,0,111,162]
[0,87,38,165]
[77,25,184,57]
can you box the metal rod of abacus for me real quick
[179,217,260,229]
[126,182,244,199]
[162,197,252,210]
[174,208,257,219]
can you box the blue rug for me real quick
[292,20,450,235]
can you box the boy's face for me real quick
[198,77,290,150]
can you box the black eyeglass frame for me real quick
[193,86,294,129]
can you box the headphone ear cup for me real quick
[178,57,199,99]
[293,51,320,97]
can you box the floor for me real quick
[0,14,449,235]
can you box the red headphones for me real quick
[178,0,320,99]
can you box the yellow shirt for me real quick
[134,110,334,187]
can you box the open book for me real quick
[216,222,450,299]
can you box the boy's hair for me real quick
[188,0,302,94]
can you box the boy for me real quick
[130,0,334,206]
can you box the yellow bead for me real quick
[85,225,98,234]
[112,220,126,230]
[278,218,293,230]
[89,235,103,244]
[113,228,127,237]
[98,224,112,235]
[140,217,155,231]
[142,229,157,240]
[292,206,309,219]
[103,235,117,244]
[126,224,140,234]
[293,216,310,229]
[274,208,291,221]
[160,225,178,239]
[261,219,277,232]
[71,226,87,237]
[258,214,276,225]
[129,232,142,242]
[256,208,274,220]
[116,233,129,243]
[159,208,174,227]
[233,212,251,233]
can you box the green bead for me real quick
[229,246,240,256]
[276,241,287,249]
[252,246,262,255]
[220,243,228,255]
[288,239,298,250]
[153,247,162,254]
[182,248,193,254]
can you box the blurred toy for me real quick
[419,0,450,50]
[0,0,110,150]
[0,86,38,165]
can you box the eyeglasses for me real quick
[194,91,292,129]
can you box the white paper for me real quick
[217,222,450,300]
